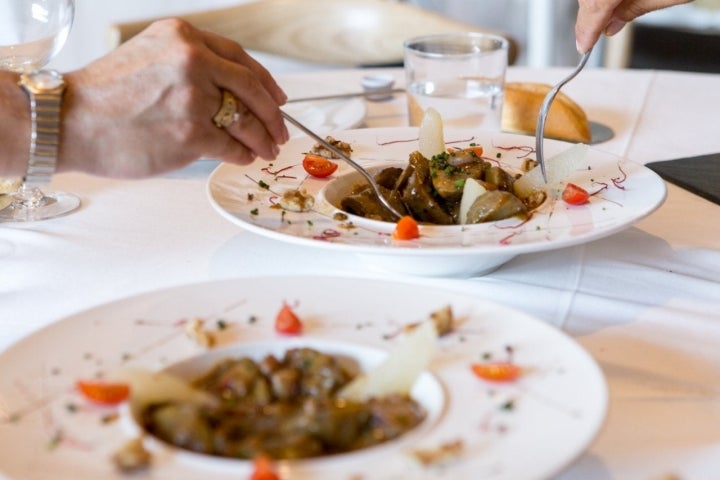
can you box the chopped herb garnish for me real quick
[217,319,228,330]
[500,399,515,411]
[454,179,466,189]
[250,208,259,216]
[47,430,63,450]
[257,180,270,189]
[248,315,258,324]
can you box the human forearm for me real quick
[3,19,289,181]
[0,71,31,177]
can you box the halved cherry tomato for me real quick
[275,303,303,335]
[562,182,590,205]
[302,153,338,178]
[250,454,280,480]
[471,362,522,382]
[392,215,420,240]
[76,380,131,405]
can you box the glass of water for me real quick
[0,0,80,222]
[404,33,509,131]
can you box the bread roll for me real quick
[501,82,592,143]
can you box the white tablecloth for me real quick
[2,66,720,479]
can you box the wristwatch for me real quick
[18,69,67,188]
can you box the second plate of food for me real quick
[0,275,607,480]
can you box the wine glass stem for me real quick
[13,184,46,208]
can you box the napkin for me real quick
[646,153,720,206]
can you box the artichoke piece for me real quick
[431,160,487,203]
[484,165,515,191]
[465,190,528,223]
[302,398,371,450]
[341,186,406,222]
[144,403,214,454]
[402,152,454,225]
[374,167,404,189]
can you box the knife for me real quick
[285,88,405,103]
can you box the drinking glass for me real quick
[0,0,80,222]
[404,33,509,131]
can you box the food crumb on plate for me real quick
[279,188,315,212]
[409,439,464,467]
[111,437,152,473]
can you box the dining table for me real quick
[1,64,719,480]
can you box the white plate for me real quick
[207,127,667,276]
[0,276,606,480]
[280,78,367,137]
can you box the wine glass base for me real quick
[0,191,81,222]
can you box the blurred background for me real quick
[51,0,720,73]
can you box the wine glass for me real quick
[0,0,80,222]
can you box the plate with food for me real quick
[0,276,607,480]
[207,113,666,277]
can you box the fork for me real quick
[535,47,594,183]
[280,110,404,220]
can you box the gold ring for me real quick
[212,90,240,128]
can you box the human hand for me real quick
[575,0,692,53]
[59,18,290,178]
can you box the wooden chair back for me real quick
[107,0,517,67]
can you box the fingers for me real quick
[576,0,692,53]
[129,19,289,165]
[612,0,693,22]
[200,30,289,160]
[575,0,624,53]
[202,29,288,105]
[221,91,282,161]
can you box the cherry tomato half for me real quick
[250,455,280,480]
[76,380,131,405]
[562,182,590,205]
[302,153,338,178]
[471,362,522,382]
[275,303,303,335]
